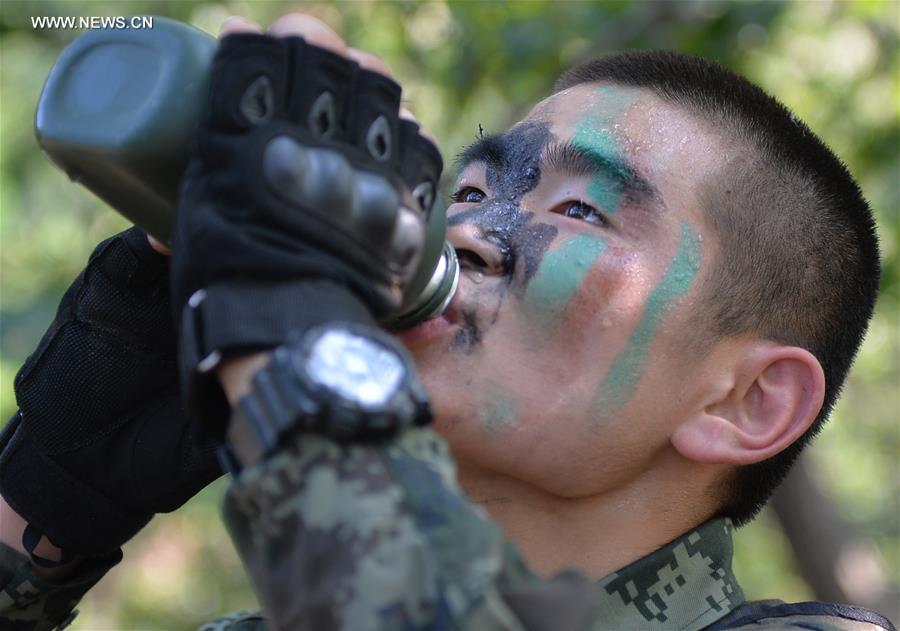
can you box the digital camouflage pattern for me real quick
[0,541,120,630]
[1,427,894,630]
[216,426,897,631]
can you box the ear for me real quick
[671,345,826,465]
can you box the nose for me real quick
[447,220,507,276]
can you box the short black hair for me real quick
[555,51,880,525]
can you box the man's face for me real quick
[400,83,725,498]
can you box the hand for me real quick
[0,227,222,558]
[211,15,437,407]
[172,14,443,434]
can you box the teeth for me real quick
[470,271,485,284]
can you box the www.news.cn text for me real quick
[31,16,154,30]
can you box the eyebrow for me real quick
[455,132,506,171]
[455,134,665,211]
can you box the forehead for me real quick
[522,82,725,207]
[526,82,642,132]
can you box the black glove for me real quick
[172,33,442,434]
[0,227,222,558]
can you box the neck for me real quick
[455,451,717,579]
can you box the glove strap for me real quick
[179,280,376,438]
[22,523,75,569]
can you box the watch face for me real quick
[304,329,405,408]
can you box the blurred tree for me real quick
[1,0,897,628]
[772,457,898,616]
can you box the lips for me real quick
[393,314,453,347]
[393,287,464,348]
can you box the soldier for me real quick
[0,12,894,631]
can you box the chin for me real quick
[425,395,466,435]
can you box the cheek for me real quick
[520,233,608,333]
[593,222,703,415]
[513,239,647,363]
[558,245,645,334]
[418,358,479,437]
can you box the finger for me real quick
[400,107,439,146]
[219,16,261,37]
[347,48,393,79]
[267,13,347,56]
[147,235,172,256]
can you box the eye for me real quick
[553,200,608,227]
[450,186,486,204]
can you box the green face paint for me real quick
[594,222,702,415]
[571,86,637,214]
[483,388,520,434]
[523,233,607,332]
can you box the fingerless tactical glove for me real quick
[172,34,442,434]
[0,228,221,557]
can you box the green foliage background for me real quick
[1,1,897,628]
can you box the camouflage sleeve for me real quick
[222,427,536,630]
[0,542,121,631]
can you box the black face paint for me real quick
[449,121,559,351]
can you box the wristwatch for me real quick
[225,322,431,467]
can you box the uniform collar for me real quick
[592,517,746,630]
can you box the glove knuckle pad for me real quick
[263,138,370,224]
[351,172,399,244]
[390,208,425,273]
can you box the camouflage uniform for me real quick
[0,540,120,630]
[0,427,894,630]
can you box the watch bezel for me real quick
[288,323,411,416]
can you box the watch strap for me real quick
[227,344,319,466]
